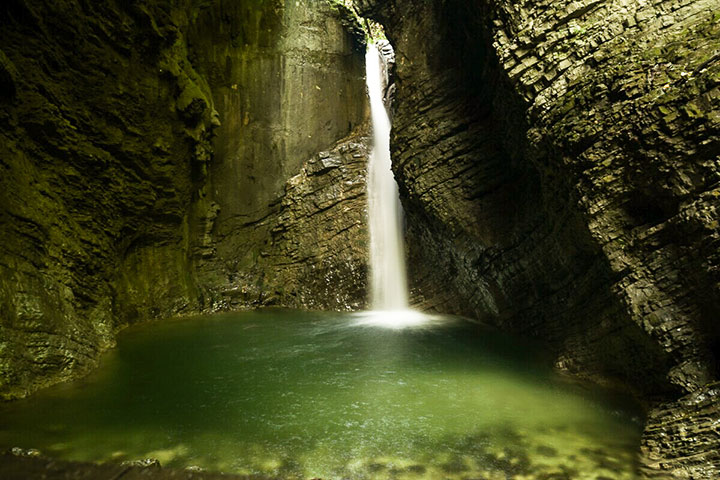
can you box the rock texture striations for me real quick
[0,0,369,400]
[356,0,719,477]
[185,0,369,311]
[0,0,216,400]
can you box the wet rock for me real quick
[121,458,161,468]
[641,382,720,479]
[9,448,41,457]
[361,0,719,476]
[536,471,573,480]
[0,50,18,100]
[246,130,370,311]
[441,456,469,473]
[176,83,209,126]
[367,462,386,472]
[405,464,426,474]
[188,0,369,313]
[307,154,343,176]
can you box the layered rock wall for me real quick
[357,0,719,477]
[0,0,369,399]
[186,0,369,310]
[0,0,215,399]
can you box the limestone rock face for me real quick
[0,0,369,399]
[185,0,369,311]
[0,0,215,399]
[641,382,720,478]
[357,0,719,477]
[214,132,370,311]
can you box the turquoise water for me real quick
[0,310,642,479]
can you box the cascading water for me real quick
[365,43,409,312]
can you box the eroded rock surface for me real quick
[641,382,720,478]
[0,0,216,399]
[357,0,719,476]
[186,0,369,312]
[204,131,370,311]
[0,0,369,399]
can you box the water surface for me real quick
[0,310,642,479]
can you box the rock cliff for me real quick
[185,0,369,311]
[0,0,368,400]
[356,0,719,477]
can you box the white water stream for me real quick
[366,44,409,312]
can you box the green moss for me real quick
[177,80,208,123]
[330,0,383,44]
[682,102,704,119]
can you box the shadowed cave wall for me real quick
[0,0,369,400]
[356,0,719,477]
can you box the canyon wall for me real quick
[0,0,368,400]
[2,0,719,476]
[186,1,369,311]
[356,0,719,477]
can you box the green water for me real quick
[0,310,642,479]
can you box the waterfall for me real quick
[365,43,409,311]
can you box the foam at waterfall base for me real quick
[351,310,444,329]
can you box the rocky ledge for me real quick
[197,129,370,312]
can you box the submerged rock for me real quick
[9,448,41,457]
[536,446,557,457]
[121,458,161,469]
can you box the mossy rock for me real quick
[0,49,18,99]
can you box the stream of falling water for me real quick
[366,43,409,312]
